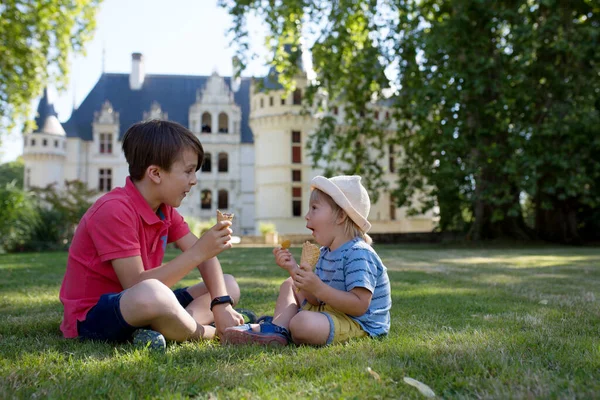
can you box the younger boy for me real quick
[59,120,244,348]
[223,175,391,346]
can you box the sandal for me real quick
[256,315,273,325]
[221,322,291,346]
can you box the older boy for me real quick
[59,120,244,348]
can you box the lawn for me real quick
[1,244,599,399]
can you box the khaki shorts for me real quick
[301,302,368,344]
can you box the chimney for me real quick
[129,52,145,90]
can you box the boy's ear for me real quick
[336,210,348,225]
[146,165,162,184]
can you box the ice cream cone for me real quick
[217,210,234,223]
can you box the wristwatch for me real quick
[210,295,233,311]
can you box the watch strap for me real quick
[210,295,233,311]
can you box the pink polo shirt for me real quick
[59,177,190,338]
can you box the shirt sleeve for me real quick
[167,207,191,243]
[344,248,381,293]
[87,200,141,262]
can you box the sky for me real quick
[0,0,271,163]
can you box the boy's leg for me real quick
[288,311,330,345]
[119,279,208,341]
[271,277,303,329]
[182,274,241,324]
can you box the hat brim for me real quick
[311,176,372,232]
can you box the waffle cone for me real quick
[300,241,320,269]
[216,210,234,222]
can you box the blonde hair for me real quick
[310,189,372,245]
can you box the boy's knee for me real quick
[223,274,240,304]
[281,277,295,291]
[128,279,177,315]
[289,312,312,342]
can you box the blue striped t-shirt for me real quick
[315,237,391,337]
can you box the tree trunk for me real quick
[535,197,581,244]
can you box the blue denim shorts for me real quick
[77,287,193,343]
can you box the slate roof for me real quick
[34,88,59,131]
[61,73,254,143]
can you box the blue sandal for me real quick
[222,322,291,346]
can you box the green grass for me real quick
[1,245,599,399]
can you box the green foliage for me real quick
[184,216,216,237]
[30,180,97,247]
[0,182,39,252]
[0,0,102,136]
[259,222,276,236]
[0,158,24,187]
[221,0,600,243]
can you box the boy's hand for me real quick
[273,247,298,273]
[193,221,233,261]
[294,262,322,294]
[212,304,244,336]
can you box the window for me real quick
[54,140,59,148]
[202,153,212,172]
[269,96,274,106]
[292,170,301,182]
[218,152,228,172]
[291,131,301,164]
[98,168,112,192]
[23,138,27,147]
[218,112,228,133]
[201,112,212,133]
[260,98,264,108]
[333,106,338,116]
[43,139,48,146]
[281,97,286,105]
[389,144,396,173]
[218,190,228,209]
[31,139,36,146]
[292,187,302,217]
[201,190,212,209]
[293,89,302,105]
[374,111,379,120]
[385,111,390,120]
[99,133,113,154]
[390,194,397,220]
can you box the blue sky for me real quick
[0,0,271,163]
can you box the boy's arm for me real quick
[112,222,232,289]
[175,232,229,299]
[295,263,372,316]
[175,231,244,334]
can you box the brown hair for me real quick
[310,189,372,244]
[122,120,204,181]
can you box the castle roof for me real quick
[34,88,65,136]
[62,73,254,143]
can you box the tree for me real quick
[221,0,600,243]
[0,158,24,187]
[31,180,97,245]
[0,181,39,252]
[0,0,102,136]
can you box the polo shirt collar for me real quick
[124,177,163,225]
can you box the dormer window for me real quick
[218,113,229,133]
[99,133,113,154]
[201,112,212,133]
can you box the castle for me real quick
[22,53,435,236]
